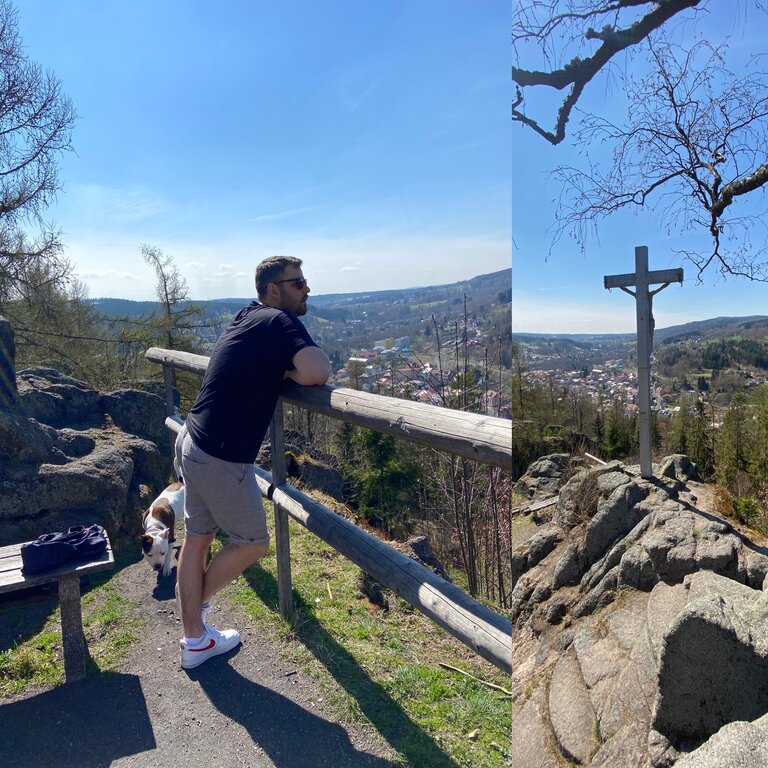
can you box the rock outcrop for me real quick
[0,366,171,545]
[511,453,768,768]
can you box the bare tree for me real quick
[141,244,209,406]
[514,1,768,280]
[141,243,203,352]
[554,38,768,279]
[0,0,76,306]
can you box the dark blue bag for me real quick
[21,524,108,575]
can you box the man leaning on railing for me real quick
[174,255,331,670]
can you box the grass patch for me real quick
[0,629,62,694]
[224,503,511,768]
[82,584,144,670]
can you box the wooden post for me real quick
[605,246,683,478]
[162,362,177,471]
[270,400,293,619]
[58,574,86,683]
[162,363,175,417]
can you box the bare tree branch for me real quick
[512,0,703,144]
[550,36,768,280]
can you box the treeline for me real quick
[3,247,218,410]
[657,338,768,376]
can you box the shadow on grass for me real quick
[241,564,460,768]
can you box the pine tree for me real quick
[668,402,690,456]
[747,386,768,483]
[688,400,714,479]
[718,393,750,489]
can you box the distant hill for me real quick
[90,297,246,319]
[513,315,768,344]
[307,268,511,306]
[90,269,511,319]
[654,315,768,343]
[515,315,768,373]
[88,269,512,364]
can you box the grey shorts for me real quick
[174,423,270,547]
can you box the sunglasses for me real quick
[272,277,308,289]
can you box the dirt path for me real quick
[1,552,400,768]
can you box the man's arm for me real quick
[285,346,331,385]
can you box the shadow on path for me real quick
[151,567,177,602]
[0,672,155,768]
[189,662,400,768]
[242,565,460,768]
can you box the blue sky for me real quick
[14,1,510,302]
[512,2,768,333]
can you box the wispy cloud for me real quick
[250,205,321,223]
[75,269,140,281]
[337,71,384,112]
[66,184,169,224]
[511,293,699,335]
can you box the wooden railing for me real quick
[146,347,512,673]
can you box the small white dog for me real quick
[141,481,185,576]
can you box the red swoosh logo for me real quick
[189,639,216,652]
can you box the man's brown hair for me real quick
[255,255,303,300]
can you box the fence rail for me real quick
[145,347,511,469]
[147,347,512,673]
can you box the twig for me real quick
[326,582,333,600]
[438,662,512,696]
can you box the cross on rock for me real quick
[604,246,683,478]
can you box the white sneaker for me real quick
[180,625,241,669]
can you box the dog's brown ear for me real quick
[141,534,154,554]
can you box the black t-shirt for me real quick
[186,302,316,463]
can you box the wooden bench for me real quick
[0,535,115,683]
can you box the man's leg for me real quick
[177,531,215,639]
[201,541,269,605]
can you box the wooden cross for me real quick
[604,246,683,478]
